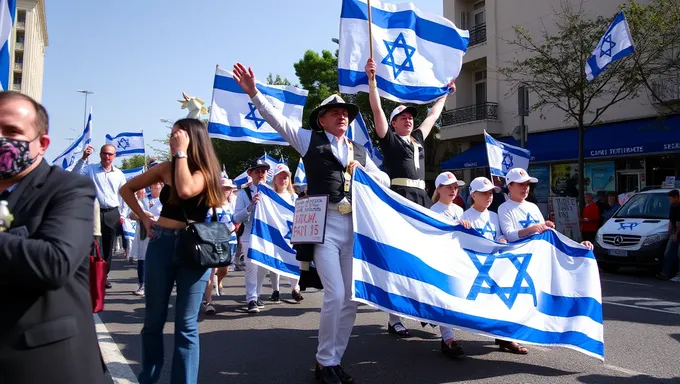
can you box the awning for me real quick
[441,115,680,170]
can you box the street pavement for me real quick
[98,255,680,384]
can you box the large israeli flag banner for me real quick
[585,11,634,82]
[248,183,299,279]
[346,112,383,167]
[106,132,145,157]
[208,67,308,145]
[351,168,604,359]
[0,0,15,91]
[52,110,92,170]
[484,131,531,177]
[122,166,144,181]
[338,0,469,104]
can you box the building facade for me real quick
[438,0,680,214]
[9,0,48,102]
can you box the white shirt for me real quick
[233,184,259,243]
[430,201,464,221]
[461,207,503,241]
[251,93,390,187]
[497,199,545,242]
[207,198,238,244]
[72,160,126,214]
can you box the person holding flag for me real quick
[364,58,455,337]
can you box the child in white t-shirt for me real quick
[462,177,507,243]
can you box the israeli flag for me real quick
[105,132,145,157]
[0,0,15,91]
[248,183,299,279]
[122,219,136,240]
[234,171,250,188]
[585,11,634,82]
[208,67,308,145]
[351,168,604,359]
[346,112,383,167]
[484,131,530,177]
[338,0,469,104]
[52,109,92,170]
[122,166,145,181]
[294,158,306,185]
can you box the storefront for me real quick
[440,115,680,216]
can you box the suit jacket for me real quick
[0,160,105,384]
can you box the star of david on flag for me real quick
[519,213,540,229]
[351,167,604,359]
[585,11,634,82]
[475,221,497,240]
[338,0,469,104]
[105,131,145,158]
[245,102,266,129]
[484,131,530,177]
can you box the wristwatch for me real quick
[174,151,188,159]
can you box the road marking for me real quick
[603,301,680,316]
[600,279,652,287]
[94,314,139,384]
[603,364,647,377]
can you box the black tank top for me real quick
[159,185,209,222]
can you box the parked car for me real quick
[594,188,676,272]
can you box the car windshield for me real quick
[614,193,670,219]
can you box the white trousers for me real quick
[388,313,404,327]
[314,211,358,367]
[270,272,300,292]
[243,242,275,303]
[440,327,456,342]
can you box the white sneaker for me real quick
[670,275,680,282]
[134,285,145,296]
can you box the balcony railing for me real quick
[15,42,23,50]
[651,76,680,103]
[15,22,25,29]
[12,84,20,91]
[468,23,487,47]
[14,62,22,71]
[441,102,499,126]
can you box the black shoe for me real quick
[105,281,112,289]
[256,299,265,309]
[247,300,260,313]
[271,290,280,302]
[333,365,355,383]
[441,339,465,359]
[292,289,304,302]
[421,321,437,328]
[315,363,341,384]
[387,322,410,337]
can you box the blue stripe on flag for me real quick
[208,122,288,143]
[537,292,603,324]
[248,248,299,276]
[257,184,295,212]
[251,218,295,254]
[354,280,604,358]
[484,133,531,159]
[213,75,307,106]
[105,132,143,140]
[354,233,465,298]
[341,0,468,51]
[586,46,635,80]
[338,69,448,102]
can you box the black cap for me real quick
[248,158,270,171]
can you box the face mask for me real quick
[0,137,38,179]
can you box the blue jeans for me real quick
[663,238,680,277]
[138,226,210,384]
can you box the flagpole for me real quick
[367,0,376,88]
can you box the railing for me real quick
[651,76,680,103]
[12,84,20,91]
[441,102,499,126]
[15,42,23,50]
[14,62,22,71]
[15,22,25,29]
[468,23,487,47]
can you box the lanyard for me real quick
[344,139,354,192]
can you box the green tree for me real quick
[499,1,641,214]
[120,154,154,170]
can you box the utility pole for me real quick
[517,85,529,148]
[76,89,94,127]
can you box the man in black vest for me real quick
[233,63,390,384]
[364,58,455,337]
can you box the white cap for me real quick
[435,171,466,188]
[389,105,418,123]
[273,164,291,178]
[469,177,501,193]
[505,168,538,184]
[221,178,236,188]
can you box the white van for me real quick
[594,188,675,272]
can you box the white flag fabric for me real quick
[234,171,250,188]
[122,166,144,181]
[106,132,145,157]
[52,110,92,170]
[294,158,306,185]
[248,183,299,279]
[346,112,383,167]
[0,0,15,91]
[338,0,469,104]
[208,67,308,145]
[122,218,136,240]
[585,11,634,82]
[351,168,604,359]
[484,131,531,177]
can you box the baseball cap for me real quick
[273,164,291,178]
[389,105,418,123]
[469,177,501,193]
[435,171,466,188]
[505,168,538,184]
[248,158,270,171]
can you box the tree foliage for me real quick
[120,154,154,170]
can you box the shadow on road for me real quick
[578,374,679,384]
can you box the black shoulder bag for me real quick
[177,205,233,269]
[236,187,253,238]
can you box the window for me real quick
[460,11,469,30]
[615,193,670,219]
[473,1,485,26]
[474,70,487,104]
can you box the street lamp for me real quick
[331,38,339,45]
[76,89,94,128]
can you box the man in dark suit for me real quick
[0,91,105,384]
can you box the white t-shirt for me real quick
[497,199,545,242]
[430,201,464,221]
[461,207,503,241]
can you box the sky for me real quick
[42,0,443,166]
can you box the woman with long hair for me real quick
[120,118,223,384]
